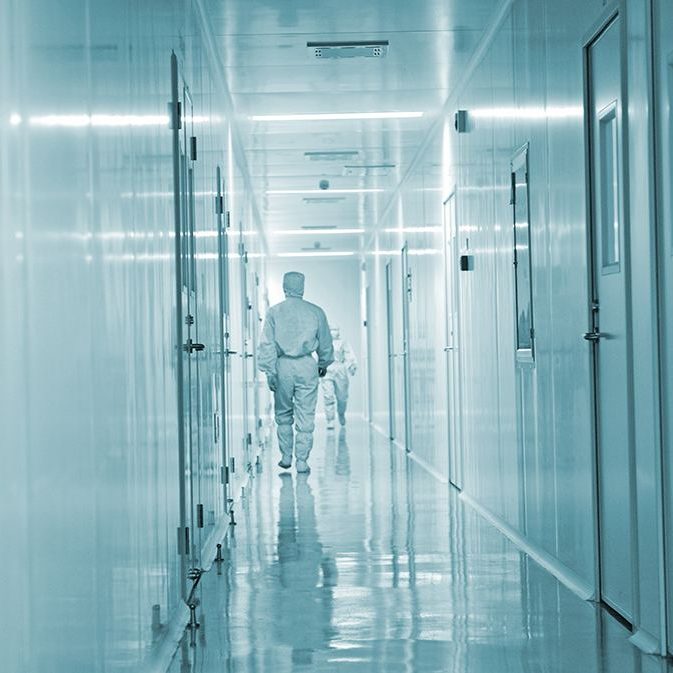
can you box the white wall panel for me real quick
[365,0,607,596]
[0,1,265,670]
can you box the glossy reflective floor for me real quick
[169,420,669,673]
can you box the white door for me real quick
[215,167,233,515]
[170,54,204,592]
[653,0,673,652]
[385,261,396,440]
[401,244,413,453]
[586,15,633,621]
[443,193,463,489]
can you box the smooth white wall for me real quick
[0,1,265,671]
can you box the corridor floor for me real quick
[168,420,669,673]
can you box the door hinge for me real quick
[247,432,252,446]
[215,195,224,215]
[510,171,516,205]
[196,504,204,528]
[229,457,235,474]
[185,314,194,326]
[168,101,182,130]
[221,465,230,485]
[190,136,197,161]
[177,526,190,555]
[225,211,231,228]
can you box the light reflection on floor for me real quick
[168,420,669,673]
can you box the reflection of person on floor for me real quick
[274,474,336,665]
[335,428,350,477]
[321,326,357,430]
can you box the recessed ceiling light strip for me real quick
[267,188,384,195]
[251,111,423,122]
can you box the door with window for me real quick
[586,15,633,622]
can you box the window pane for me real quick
[599,109,620,268]
[514,167,532,350]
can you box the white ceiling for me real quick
[203,0,502,255]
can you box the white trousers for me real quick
[321,369,349,422]
[274,355,319,461]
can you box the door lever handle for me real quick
[583,329,604,343]
[184,339,206,353]
[224,349,238,356]
[444,346,455,352]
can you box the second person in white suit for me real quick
[321,326,357,430]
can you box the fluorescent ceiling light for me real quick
[267,188,384,195]
[251,111,423,122]
[275,251,355,258]
[9,113,22,126]
[27,113,213,128]
[271,228,364,236]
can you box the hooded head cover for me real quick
[283,271,305,298]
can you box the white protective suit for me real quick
[258,272,334,470]
[321,327,357,428]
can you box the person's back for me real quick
[265,296,329,361]
[258,272,333,473]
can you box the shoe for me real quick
[338,414,346,426]
[278,456,292,469]
[296,460,310,474]
[326,420,335,430]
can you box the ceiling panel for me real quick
[202,0,502,254]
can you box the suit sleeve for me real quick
[316,309,334,369]
[257,311,278,376]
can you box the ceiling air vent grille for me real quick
[307,41,389,60]
[343,163,395,177]
[302,197,346,205]
[304,150,359,162]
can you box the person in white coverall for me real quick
[258,272,334,473]
[321,327,357,429]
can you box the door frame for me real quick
[401,243,412,453]
[385,260,396,440]
[170,52,190,598]
[443,190,464,490]
[582,6,638,620]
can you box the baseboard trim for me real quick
[370,421,595,602]
[629,627,664,656]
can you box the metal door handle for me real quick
[244,353,254,358]
[184,339,206,353]
[583,330,604,343]
[224,349,237,356]
[444,346,455,352]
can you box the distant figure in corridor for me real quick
[321,326,357,429]
[258,271,334,473]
